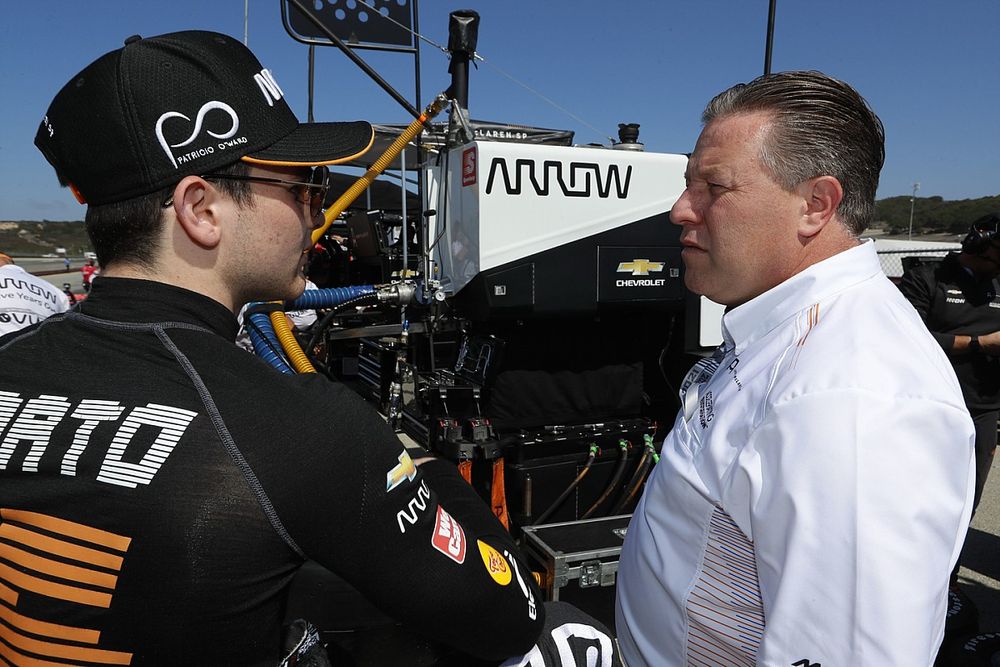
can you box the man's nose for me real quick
[669,189,696,226]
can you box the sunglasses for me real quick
[162,165,331,219]
[205,165,331,219]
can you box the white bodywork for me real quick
[424,141,688,295]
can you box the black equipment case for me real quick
[520,514,631,630]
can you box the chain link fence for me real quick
[872,240,961,280]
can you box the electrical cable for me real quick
[355,0,450,54]
[612,434,658,514]
[581,439,630,520]
[355,0,614,145]
[611,444,651,515]
[532,445,598,526]
[475,58,615,145]
[426,148,449,253]
[302,292,382,364]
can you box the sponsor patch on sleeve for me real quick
[477,540,512,586]
[386,451,417,492]
[431,506,467,564]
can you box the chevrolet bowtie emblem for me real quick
[386,452,417,492]
[617,259,665,276]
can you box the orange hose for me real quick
[492,457,510,531]
[270,310,316,374]
[312,93,449,244]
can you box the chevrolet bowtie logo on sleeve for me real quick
[617,259,665,276]
[386,451,417,492]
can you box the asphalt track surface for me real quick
[958,456,1000,635]
[12,256,1000,638]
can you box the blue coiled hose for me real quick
[248,286,377,373]
[287,285,375,310]
[246,308,294,374]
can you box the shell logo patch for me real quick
[477,540,511,586]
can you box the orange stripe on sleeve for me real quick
[0,584,15,607]
[0,524,123,572]
[0,624,131,664]
[0,510,130,553]
[0,638,85,667]
[0,563,111,609]
[0,599,100,644]
[0,543,117,590]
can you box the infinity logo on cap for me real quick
[155,101,240,169]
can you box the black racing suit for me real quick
[0,278,543,665]
[899,253,1000,510]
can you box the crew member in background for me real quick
[80,256,98,292]
[899,213,1000,574]
[236,278,319,354]
[1,30,544,664]
[0,251,70,335]
[615,71,975,665]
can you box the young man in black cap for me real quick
[0,31,543,665]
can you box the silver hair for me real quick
[702,70,885,236]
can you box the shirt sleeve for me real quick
[738,388,974,665]
[249,376,545,661]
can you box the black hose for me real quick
[304,292,381,361]
[613,434,660,514]
[532,445,598,526]
[581,440,630,520]
[611,445,651,515]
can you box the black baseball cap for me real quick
[962,212,1000,253]
[34,30,374,206]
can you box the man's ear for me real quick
[169,176,223,249]
[798,175,843,238]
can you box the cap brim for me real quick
[243,121,374,167]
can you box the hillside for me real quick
[875,194,1000,236]
[0,220,91,256]
[2,193,998,256]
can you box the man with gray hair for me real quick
[616,71,974,665]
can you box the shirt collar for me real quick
[77,277,239,340]
[721,240,881,354]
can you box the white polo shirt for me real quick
[0,263,70,336]
[616,241,975,666]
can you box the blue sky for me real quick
[1,0,998,221]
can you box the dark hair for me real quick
[702,70,885,236]
[961,212,1000,254]
[84,160,253,268]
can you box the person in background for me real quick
[0,251,70,335]
[61,281,78,305]
[1,30,544,664]
[236,278,319,354]
[615,70,975,665]
[80,257,97,292]
[899,213,1000,583]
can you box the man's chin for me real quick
[683,275,707,297]
[285,276,307,301]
